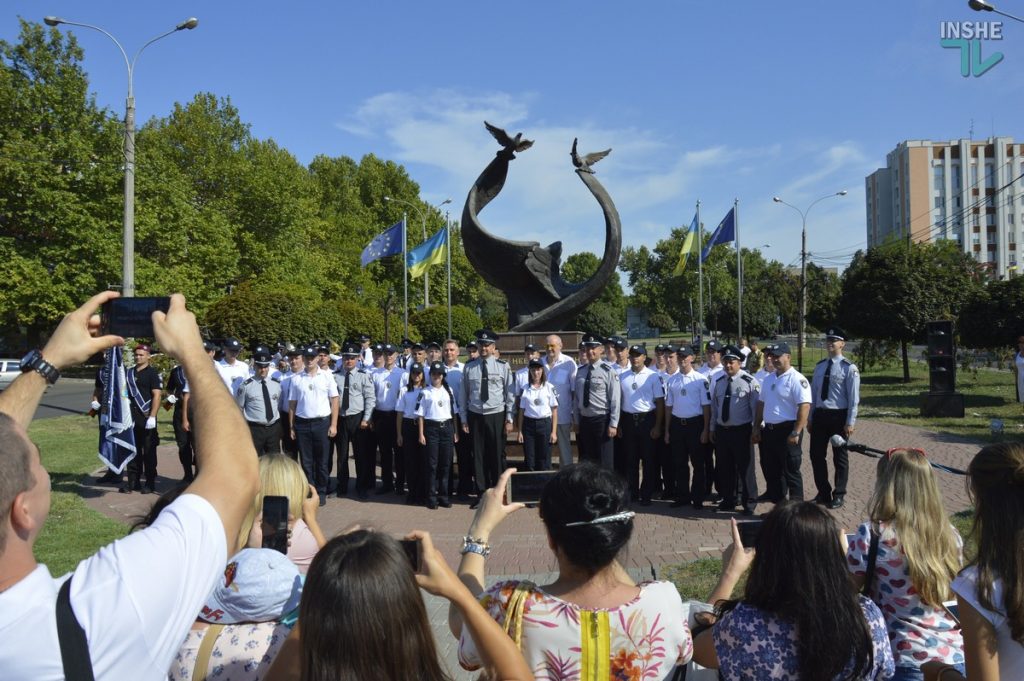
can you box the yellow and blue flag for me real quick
[407,228,448,278]
[672,213,700,276]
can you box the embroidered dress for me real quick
[846,521,964,668]
[458,580,692,680]
[713,596,894,680]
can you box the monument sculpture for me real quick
[461,122,622,332]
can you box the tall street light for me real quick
[968,0,1024,23]
[43,15,199,298]
[772,190,847,373]
[383,196,451,307]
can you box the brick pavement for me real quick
[79,417,981,679]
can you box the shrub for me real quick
[411,305,482,344]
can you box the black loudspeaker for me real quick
[926,321,956,393]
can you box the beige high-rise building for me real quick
[865,137,1023,278]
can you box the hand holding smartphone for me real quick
[505,470,558,505]
[261,495,290,554]
[399,538,422,572]
[101,297,171,338]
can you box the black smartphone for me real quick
[736,519,763,548]
[101,297,170,338]
[506,470,558,505]
[261,495,289,554]
[399,538,422,572]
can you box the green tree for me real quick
[562,251,625,336]
[958,276,1024,349]
[410,305,482,344]
[805,263,842,331]
[204,282,326,344]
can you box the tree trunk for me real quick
[901,339,911,383]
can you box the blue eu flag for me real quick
[361,221,405,266]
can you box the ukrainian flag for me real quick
[407,228,448,278]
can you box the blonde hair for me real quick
[236,454,310,552]
[868,449,961,606]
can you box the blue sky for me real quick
[5,1,1021,278]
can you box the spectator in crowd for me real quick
[451,464,693,680]
[924,442,1024,680]
[0,292,259,679]
[236,454,326,574]
[692,502,895,680]
[848,448,964,680]
[263,530,533,681]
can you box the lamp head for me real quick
[43,16,63,26]
[177,17,199,30]
[772,196,782,203]
[440,198,452,206]
[969,0,995,11]
[838,190,848,196]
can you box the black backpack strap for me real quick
[56,577,95,681]
[862,527,880,597]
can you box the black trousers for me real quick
[295,416,330,497]
[670,416,705,504]
[172,403,194,481]
[454,415,475,495]
[521,416,553,472]
[577,414,614,469]
[279,409,298,460]
[656,436,675,497]
[760,421,804,502]
[129,418,158,488]
[424,419,454,504]
[715,424,757,511]
[620,411,657,502]
[402,418,425,502]
[248,420,281,456]
[809,408,849,501]
[373,409,399,491]
[469,410,507,493]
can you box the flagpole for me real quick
[402,214,409,339]
[446,210,452,339]
[735,198,742,342]
[697,200,703,346]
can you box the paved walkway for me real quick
[80,418,981,678]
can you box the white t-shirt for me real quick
[217,360,252,394]
[519,383,558,419]
[0,494,226,681]
[542,354,576,425]
[287,369,339,418]
[758,367,812,423]
[953,566,1024,678]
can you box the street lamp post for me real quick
[772,190,847,373]
[968,0,1024,23]
[383,196,451,307]
[43,15,198,298]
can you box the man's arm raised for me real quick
[152,294,259,551]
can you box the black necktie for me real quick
[342,372,350,412]
[820,360,832,401]
[722,377,731,423]
[480,360,489,402]
[261,379,273,423]
[583,367,592,408]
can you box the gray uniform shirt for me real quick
[334,368,376,422]
[235,376,282,424]
[710,370,760,430]
[574,361,622,427]
[460,356,515,419]
[810,355,860,427]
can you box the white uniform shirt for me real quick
[397,387,423,420]
[287,369,339,418]
[372,366,404,412]
[514,366,530,397]
[753,368,771,384]
[697,363,725,383]
[358,346,373,370]
[664,369,711,418]
[415,384,456,422]
[519,383,558,419]
[443,361,465,415]
[217,359,252,394]
[758,366,812,424]
[542,354,576,425]
[620,366,664,414]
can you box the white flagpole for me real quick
[697,200,704,346]
[735,199,742,341]
[446,211,452,339]
[402,214,409,339]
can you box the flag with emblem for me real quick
[98,347,136,473]
[361,221,405,267]
[406,227,448,278]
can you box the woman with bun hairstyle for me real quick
[450,463,692,680]
[923,442,1024,681]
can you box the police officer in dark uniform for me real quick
[164,360,194,481]
[334,341,376,498]
[460,330,514,500]
[710,345,760,515]
[122,343,163,495]
[236,345,282,456]
[573,332,622,469]
[809,326,860,509]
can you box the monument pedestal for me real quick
[919,391,965,418]
[495,331,584,367]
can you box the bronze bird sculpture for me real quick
[570,137,611,174]
[484,121,534,153]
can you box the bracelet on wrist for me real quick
[462,534,490,547]
[460,542,490,557]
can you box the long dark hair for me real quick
[717,502,874,681]
[539,462,632,575]
[966,442,1024,644]
[299,531,450,681]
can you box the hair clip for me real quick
[565,510,635,527]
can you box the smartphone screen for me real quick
[736,519,763,548]
[399,538,421,572]
[261,495,289,554]
[943,600,960,626]
[101,297,170,338]
[506,471,558,505]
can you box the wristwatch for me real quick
[20,350,60,385]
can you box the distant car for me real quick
[0,358,21,390]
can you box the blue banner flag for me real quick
[360,221,405,267]
[700,207,736,263]
[98,347,136,474]
[406,228,448,278]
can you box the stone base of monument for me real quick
[919,391,965,418]
[494,331,584,368]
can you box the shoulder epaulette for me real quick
[840,359,852,367]
[497,359,507,365]
[243,377,254,386]
[816,358,828,365]
[598,362,611,371]
[715,374,728,382]
[741,374,753,383]
[271,376,281,383]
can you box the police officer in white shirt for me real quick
[278,347,304,458]
[618,345,665,506]
[460,330,515,501]
[809,326,860,509]
[288,345,340,506]
[654,343,679,499]
[516,358,559,471]
[664,346,712,509]
[709,344,760,515]
[357,334,374,369]
[541,335,576,467]
[513,343,541,397]
[372,343,405,494]
[441,339,473,497]
[416,361,459,509]
[217,337,252,393]
[235,345,282,456]
[753,342,811,504]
